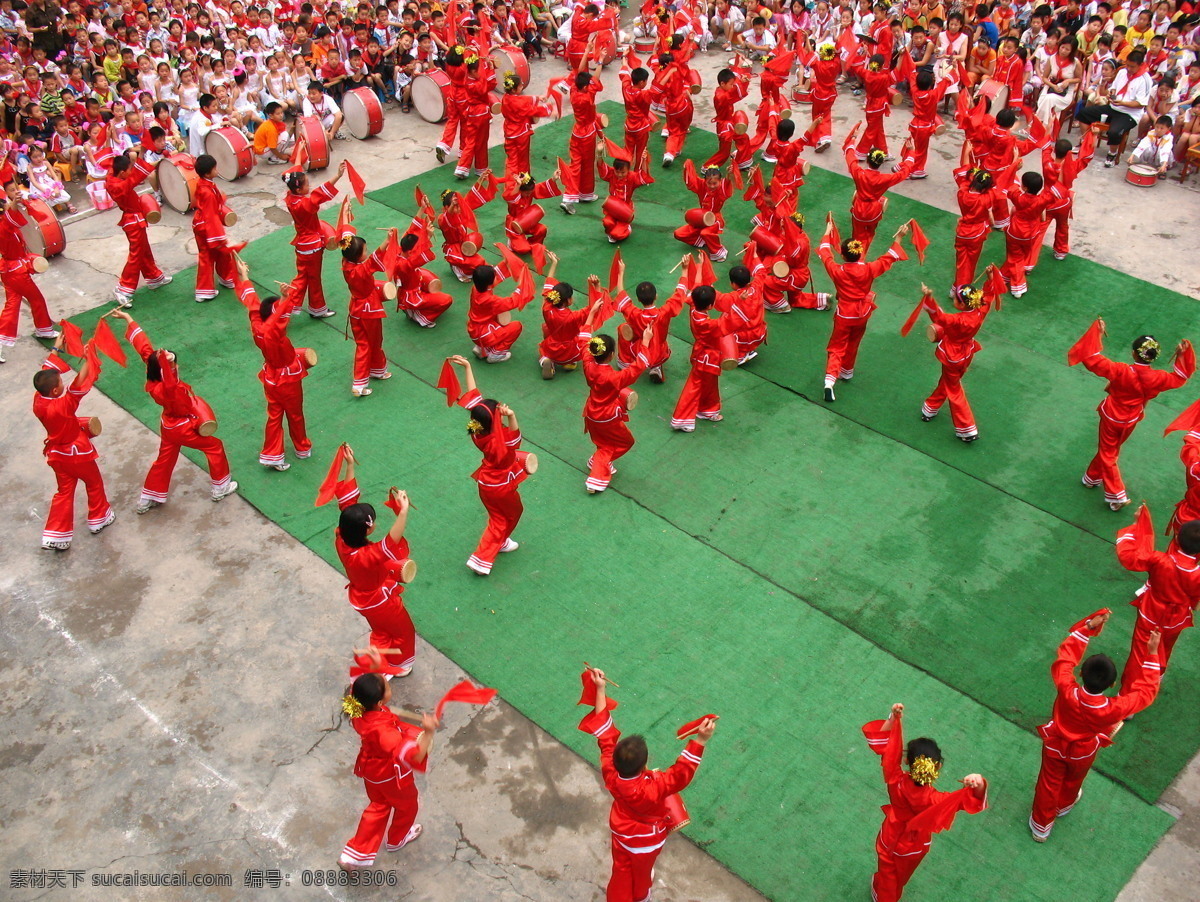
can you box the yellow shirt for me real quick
[1127,25,1154,50]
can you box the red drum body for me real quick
[718,333,739,370]
[412,69,452,123]
[490,45,531,88]
[320,220,337,249]
[792,86,813,104]
[1125,164,1158,187]
[205,127,255,181]
[296,117,331,170]
[750,225,784,256]
[139,192,162,223]
[663,792,690,833]
[192,396,218,436]
[157,153,198,213]
[687,68,702,95]
[602,196,634,223]
[515,204,545,232]
[684,208,716,228]
[19,198,66,258]
[732,110,749,135]
[344,87,384,139]
[978,78,1009,111]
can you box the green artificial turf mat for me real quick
[64,101,1193,899]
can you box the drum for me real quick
[633,37,656,53]
[296,116,330,171]
[621,387,638,411]
[461,240,478,256]
[343,87,385,139]
[933,122,947,137]
[597,112,610,128]
[517,450,538,474]
[84,415,102,437]
[617,322,634,341]
[489,45,530,88]
[381,279,398,300]
[31,256,49,273]
[515,204,544,232]
[771,259,790,278]
[925,322,943,342]
[687,68,702,95]
[732,110,749,136]
[663,792,690,833]
[205,127,255,181]
[412,69,452,123]
[602,196,634,223]
[792,87,813,104]
[220,204,238,227]
[193,396,218,437]
[890,91,904,106]
[779,107,793,120]
[396,558,418,583]
[157,153,198,213]
[320,220,337,250]
[978,78,1008,112]
[750,225,784,256]
[301,347,319,366]
[684,209,716,228]
[1125,164,1158,187]
[718,333,739,370]
[19,198,66,259]
[420,271,442,292]
[140,192,162,223]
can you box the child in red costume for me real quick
[673,161,733,262]
[579,303,652,494]
[911,277,999,442]
[578,666,716,902]
[951,152,1001,287]
[818,220,909,402]
[234,260,313,471]
[468,262,534,364]
[563,69,603,207]
[849,52,899,160]
[447,357,531,576]
[1029,609,1161,842]
[619,65,656,166]
[797,42,842,151]
[454,54,497,180]
[863,703,987,901]
[653,48,695,166]
[191,154,238,303]
[498,72,553,178]
[537,253,588,378]
[31,342,113,550]
[715,264,766,365]
[613,275,687,384]
[392,227,455,328]
[1071,322,1194,510]
[338,673,438,868]
[704,66,752,170]
[341,231,394,397]
[1034,132,1096,263]
[330,447,418,674]
[282,161,347,318]
[0,191,59,360]
[110,309,237,511]
[897,60,958,179]
[501,171,561,255]
[1115,506,1200,694]
[999,170,1061,298]
[669,282,738,432]
[843,125,915,252]
[438,183,489,282]
[108,152,172,307]
[597,148,654,243]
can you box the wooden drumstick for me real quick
[583,663,620,688]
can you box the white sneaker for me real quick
[33,328,61,339]
[89,510,116,534]
[136,499,162,514]
[40,539,71,551]
[486,351,511,363]
[351,387,373,397]
[499,538,519,552]
[114,290,134,307]
[265,462,291,472]
[212,480,238,502]
[147,274,173,289]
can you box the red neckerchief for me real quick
[1115,64,1148,97]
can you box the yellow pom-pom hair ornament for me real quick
[1135,336,1161,362]
[818,42,837,61]
[467,417,485,435]
[909,755,941,786]
[790,212,805,226]
[465,52,480,66]
[503,72,520,93]
[516,172,534,188]
[846,239,865,256]
[868,59,882,72]
[341,695,365,719]
[338,234,355,250]
[956,285,985,309]
[868,149,887,167]
[589,335,609,357]
[545,289,561,305]
[440,188,456,205]
[453,44,466,55]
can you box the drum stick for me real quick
[668,258,685,274]
[582,663,619,688]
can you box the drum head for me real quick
[206,131,237,181]
[412,74,447,123]
[158,161,192,211]
[625,389,639,411]
[32,255,50,273]
[21,225,46,257]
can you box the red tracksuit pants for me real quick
[923,357,977,438]
[585,417,634,492]
[607,838,661,902]
[399,289,454,326]
[504,133,532,179]
[671,366,721,429]
[194,237,236,300]
[909,120,935,176]
[1029,204,1071,267]
[1030,739,1097,839]
[984,169,1010,224]
[438,104,462,151]
[826,314,870,380]
[1084,414,1136,505]
[954,229,988,286]
[350,316,388,392]
[468,482,523,574]
[664,105,693,157]
[260,380,310,466]
[764,268,824,309]
[1120,612,1186,694]
[603,210,635,242]
[118,224,164,294]
[812,94,834,145]
[566,131,598,202]
[871,833,929,902]
[625,126,651,169]
[851,208,884,255]
[1001,230,1037,292]
[705,127,752,169]
[856,108,888,157]
[42,453,111,545]
[456,113,491,176]
[471,321,523,356]
[355,589,416,670]
[141,420,231,503]
[0,269,53,344]
[292,248,330,314]
[340,776,418,867]
[673,221,724,256]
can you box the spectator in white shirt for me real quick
[1076,48,1155,165]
